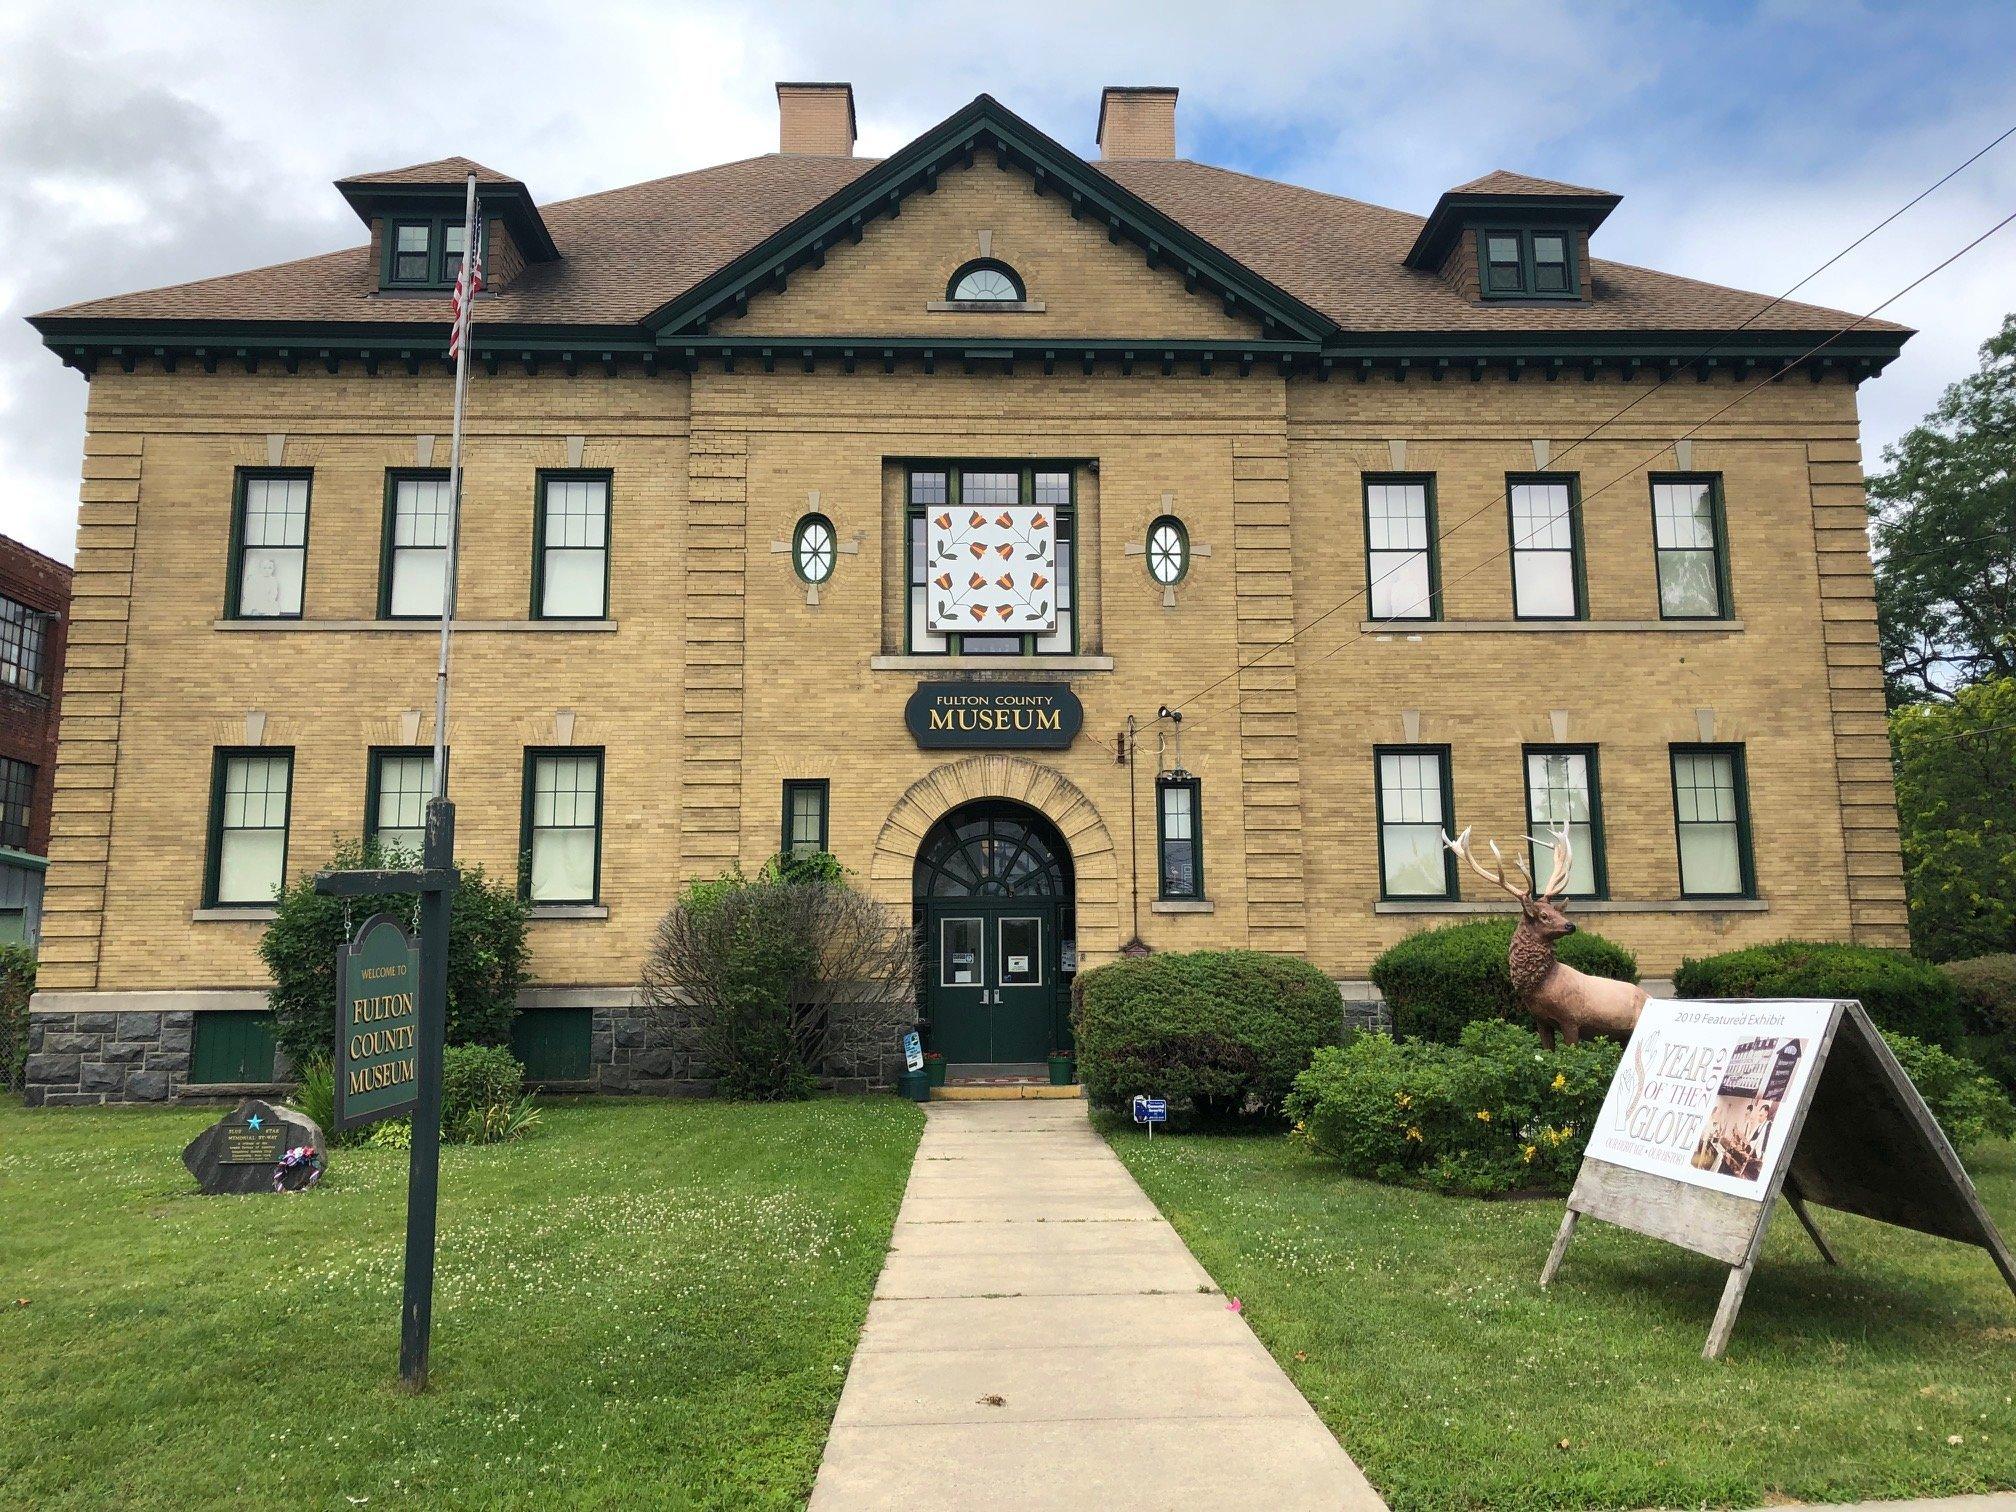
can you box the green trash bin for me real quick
[1047,1053,1075,1086]
[897,1069,931,1102]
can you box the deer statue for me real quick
[1441,821,1648,1047]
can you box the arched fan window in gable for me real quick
[946,259,1026,303]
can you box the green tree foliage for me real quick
[1370,918,1637,1044]
[258,838,530,1070]
[0,943,34,1092]
[1868,313,2016,704]
[1891,678,2016,961]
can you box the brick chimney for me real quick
[777,82,856,156]
[1096,86,1178,160]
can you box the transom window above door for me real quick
[906,464,1076,656]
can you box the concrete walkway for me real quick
[810,1098,1383,1511]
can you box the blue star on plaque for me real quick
[245,1114,263,1131]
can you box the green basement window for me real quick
[906,464,1075,655]
[511,1006,592,1081]
[366,747,440,860]
[205,749,293,907]
[0,593,48,695]
[0,756,33,849]
[1508,476,1584,619]
[1146,515,1188,585]
[1156,775,1203,899]
[1479,228,1579,299]
[381,472,453,618]
[535,472,611,618]
[190,1011,279,1084]
[1651,475,1732,619]
[1671,745,1755,899]
[383,216,481,290]
[226,470,312,618]
[792,513,836,584]
[523,749,603,903]
[1363,476,1439,621]
[1524,746,1605,898]
[781,779,829,858]
[1376,746,1456,900]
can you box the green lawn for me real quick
[0,1095,922,1510]
[1102,1116,2016,1511]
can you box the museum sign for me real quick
[904,682,1083,750]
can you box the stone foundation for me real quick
[589,994,915,1095]
[22,1009,195,1106]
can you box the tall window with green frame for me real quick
[205,748,293,907]
[366,747,440,859]
[382,472,452,618]
[534,472,610,619]
[1650,475,1731,619]
[781,779,829,859]
[1523,746,1604,898]
[522,749,603,904]
[226,469,311,619]
[1376,746,1456,900]
[1508,475,1584,619]
[1671,744,1754,899]
[0,756,33,849]
[1363,475,1438,621]
[1156,775,1203,899]
[906,465,1075,655]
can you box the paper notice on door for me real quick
[1007,955,1030,974]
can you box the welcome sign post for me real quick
[1543,998,2016,1358]
[335,914,421,1129]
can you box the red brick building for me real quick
[0,533,70,945]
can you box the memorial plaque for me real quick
[219,1110,290,1165]
[335,913,422,1131]
[183,1098,323,1196]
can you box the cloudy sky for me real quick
[3,0,2012,563]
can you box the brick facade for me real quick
[1,532,69,948]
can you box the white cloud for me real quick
[1,0,2008,561]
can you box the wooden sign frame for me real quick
[1542,998,2016,1358]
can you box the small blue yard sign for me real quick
[902,1031,924,1074]
[1131,1094,1168,1139]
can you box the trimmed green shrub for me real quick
[259,838,531,1071]
[442,1043,539,1144]
[1371,918,1638,1044]
[1673,940,1964,1048]
[1943,954,2016,1095]
[1,943,33,1093]
[1071,949,1340,1119]
[1882,1032,2016,1148]
[1285,1020,1619,1196]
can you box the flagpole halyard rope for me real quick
[433,171,481,798]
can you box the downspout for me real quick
[1119,716,1149,954]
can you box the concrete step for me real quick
[931,1083,1085,1101]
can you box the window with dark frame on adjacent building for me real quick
[1672,745,1754,899]
[383,473,453,618]
[1156,775,1203,899]
[1652,475,1731,619]
[535,473,610,619]
[0,756,33,850]
[366,748,437,859]
[524,750,603,904]
[782,779,829,859]
[0,594,47,695]
[1377,747,1456,899]
[1509,476,1583,619]
[906,465,1075,655]
[1364,476,1438,621]
[1524,747,1604,898]
[228,471,311,619]
[206,750,292,906]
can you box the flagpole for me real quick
[431,170,477,797]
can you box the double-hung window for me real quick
[0,757,33,850]
[227,470,311,618]
[906,464,1075,655]
[1508,476,1583,619]
[1523,747,1604,898]
[366,747,439,859]
[523,749,603,903]
[1156,776,1204,900]
[1671,745,1754,899]
[1363,475,1439,621]
[382,472,453,618]
[0,594,47,695]
[781,779,829,859]
[1376,746,1456,900]
[1480,229,1578,299]
[1651,475,1731,619]
[534,472,611,619]
[206,749,293,906]
[383,217,482,290]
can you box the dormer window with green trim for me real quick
[1480,229,1577,300]
[383,217,482,291]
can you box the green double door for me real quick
[926,899,1057,1065]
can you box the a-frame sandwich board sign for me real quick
[1541,997,2016,1358]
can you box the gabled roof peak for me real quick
[336,156,518,189]
[1448,168,1615,199]
[335,157,559,263]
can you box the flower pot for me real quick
[924,1055,948,1088]
[1047,1054,1075,1086]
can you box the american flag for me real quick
[448,205,484,360]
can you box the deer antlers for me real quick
[1442,821,1574,901]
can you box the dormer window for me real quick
[1480,229,1578,300]
[383,217,483,291]
[947,259,1024,303]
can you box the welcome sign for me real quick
[905,682,1083,750]
[334,913,421,1130]
[1590,999,1830,1200]
[924,505,1058,632]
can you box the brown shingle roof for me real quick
[335,156,518,187]
[1448,169,1615,198]
[35,145,1905,339]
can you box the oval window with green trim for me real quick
[1146,515,1188,585]
[793,513,836,583]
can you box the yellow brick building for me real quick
[22,85,1909,1101]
